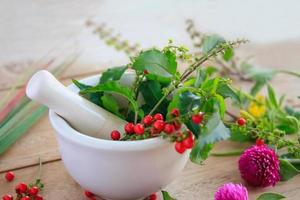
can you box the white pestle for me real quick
[26,70,127,139]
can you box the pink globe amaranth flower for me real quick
[214,183,249,200]
[239,144,280,187]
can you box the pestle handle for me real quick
[26,70,126,139]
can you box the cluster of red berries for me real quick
[110,108,205,154]
[2,171,43,200]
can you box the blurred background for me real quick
[1,0,300,97]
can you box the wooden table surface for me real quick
[1,1,300,199]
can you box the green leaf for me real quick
[215,94,225,119]
[194,68,207,87]
[138,80,168,115]
[161,191,176,200]
[230,125,252,142]
[223,47,234,61]
[201,78,220,94]
[250,80,266,96]
[190,142,213,164]
[100,65,128,83]
[217,83,240,102]
[279,159,299,181]
[80,81,138,119]
[241,63,277,83]
[132,49,176,78]
[256,193,286,200]
[101,94,123,118]
[190,112,230,164]
[72,79,101,105]
[202,34,225,53]
[267,84,279,108]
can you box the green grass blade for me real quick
[0,106,47,155]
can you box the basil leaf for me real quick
[100,66,128,83]
[80,81,138,118]
[217,83,240,102]
[132,49,176,78]
[72,79,101,105]
[223,47,234,61]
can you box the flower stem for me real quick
[211,149,245,157]
[284,158,300,165]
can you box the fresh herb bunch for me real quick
[73,36,247,161]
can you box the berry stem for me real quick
[37,157,42,180]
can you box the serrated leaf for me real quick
[279,159,299,181]
[190,142,213,164]
[80,81,138,119]
[100,65,128,83]
[256,192,286,200]
[161,191,176,200]
[132,49,176,78]
[190,112,230,164]
[202,34,225,53]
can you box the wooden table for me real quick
[1,1,300,199]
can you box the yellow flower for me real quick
[248,94,266,118]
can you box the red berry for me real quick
[124,123,135,134]
[256,139,265,146]
[84,190,94,198]
[171,108,180,117]
[149,193,157,200]
[20,196,30,200]
[2,195,13,200]
[182,137,194,149]
[154,113,164,121]
[164,124,175,134]
[237,117,246,126]
[144,69,149,75]
[28,186,39,196]
[4,171,14,182]
[16,183,28,194]
[173,120,182,131]
[143,115,153,126]
[134,123,145,135]
[175,141,186,154]
[153,120,165,132]
[35,195,44,200]
[111,130,121,140]
[192,113,204,124]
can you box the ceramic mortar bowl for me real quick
[49,73,190,200]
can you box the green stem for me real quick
[211,149,244,157]
[37,157,42,180]
[284,158,300,164]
